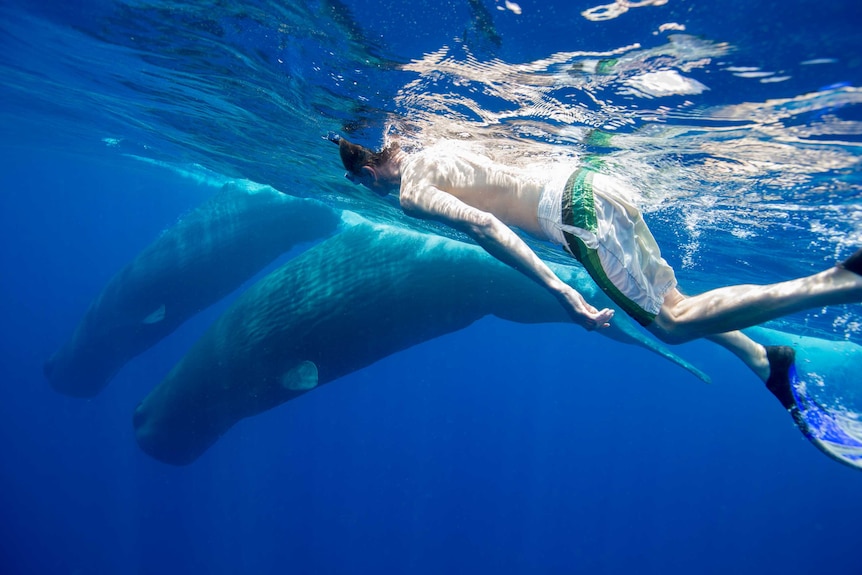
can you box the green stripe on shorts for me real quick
[561,166,656,327]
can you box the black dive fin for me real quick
[839,248,862,276]
[765,345,796,410]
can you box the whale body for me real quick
[134,217,711,465]
[44,182,340,397]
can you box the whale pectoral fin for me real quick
[142,304,166,324]
[281,360,319,391]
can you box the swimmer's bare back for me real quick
[399,148,613,330]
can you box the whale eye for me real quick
[281,360,319,391]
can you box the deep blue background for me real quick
[1,143,860,575]
[2,0,862,572]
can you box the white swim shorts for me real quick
[538,165,677,325]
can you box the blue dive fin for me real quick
[767,346,862,470]
[788,364,862,470]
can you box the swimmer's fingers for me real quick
[584,308,614,330]
[573,307,614,331]
[556,287,613,330]
[594,307,614,329]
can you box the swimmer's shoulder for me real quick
[405,140,480,165]
[402,141,488,181]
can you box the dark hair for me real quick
[335,137,397,176]
[338,139,375,175]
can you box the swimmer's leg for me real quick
[765,346,862,470]
[706,331,768,380]
[651,259,862,343]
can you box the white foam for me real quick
[623,70,708,98]
[801,58,838,66]
[582,0,668,22]
[504,1,522,15]
[732,71,774,79]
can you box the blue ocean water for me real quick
[1,1,861,574]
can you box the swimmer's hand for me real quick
[556,287,614,330]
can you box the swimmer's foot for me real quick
[838,247,862,276]
[765,345,862,470]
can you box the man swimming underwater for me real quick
[331,134,862,469]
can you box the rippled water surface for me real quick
[2,2,862,575]
[3,0,860,338]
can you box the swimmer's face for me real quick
[344,167,371,186]
[345,165,392,197]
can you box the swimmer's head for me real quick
[327,133,400,197]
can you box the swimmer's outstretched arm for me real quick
[400,184,614,330]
